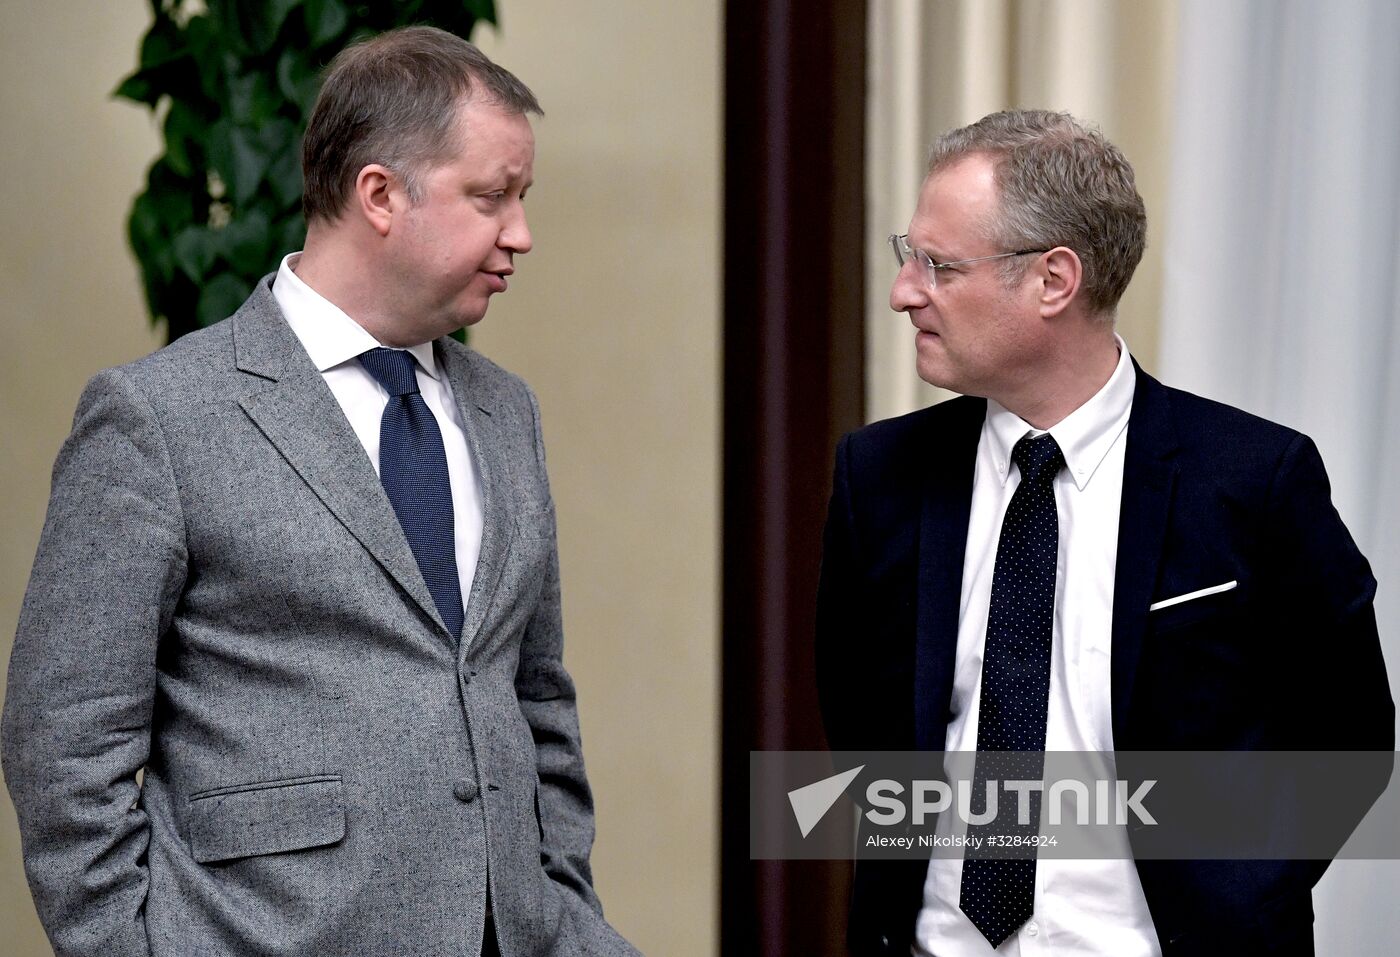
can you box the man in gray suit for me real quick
[3,27,638,957]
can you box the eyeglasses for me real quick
[889,234,1050,287]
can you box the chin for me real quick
[453,297,492,330]
[915,356,958,392]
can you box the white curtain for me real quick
[1161,1,1400,950]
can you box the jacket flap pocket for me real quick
[189,775,345,864]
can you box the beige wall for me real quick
[0,3,720,955]
[1,5,165,953]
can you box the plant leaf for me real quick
[225,69,280,125]
[172,224,218,282]
[113,71,159,106]
[162,101,206,177]
[185,15,227,104]
[229,127,271,207]
[217,207,274,276]
[461,0,498,25]
[138,15,187,70]
[277,214,308,257]
[276,47,323,116]
[208,119,272,207]
[216,0,302,55]
[197,272,253,328]
[256,117,298,160]
[263,0,304,40]
[210,0,253,56]
[145,159,204,233]
[266,146,304,210]
[304,0,350,47]
[128,192,165,270]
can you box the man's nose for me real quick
[890,262,928,312]
[501,205,532,255]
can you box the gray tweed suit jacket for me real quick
[2,277,639,957]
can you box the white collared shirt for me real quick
[915,337,1161,956]
[272,253,483,630]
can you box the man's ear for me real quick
[354,164,398,237]
[1037,246,1083,318]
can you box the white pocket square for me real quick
[1149,580,1238,612]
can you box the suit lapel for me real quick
[1110,365,1180,745]
[437,342,513,657]
[914,398,984,750]
[232,280,450,639]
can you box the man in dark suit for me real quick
[815,110,1392,956]
[3,27,638,957]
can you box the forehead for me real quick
[908,154,999,252]
[442,96,536,176]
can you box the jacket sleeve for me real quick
[2,367,187,957]
[1267,433,1394,861]
[511,385,640,956]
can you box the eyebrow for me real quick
[906,232,951,262]
[919,240,955,262]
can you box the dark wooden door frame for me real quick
[722,1,867,953]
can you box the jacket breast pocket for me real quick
[1148,580,1245,637]
[188,774,346,864]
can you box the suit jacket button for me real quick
[453,779,480,803]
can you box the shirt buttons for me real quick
[453,779,480,803]
[1026,919,1039,937]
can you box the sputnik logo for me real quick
[787,765,865,838]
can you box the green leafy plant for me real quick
[117,0,497,341]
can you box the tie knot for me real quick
[1011,433,1065,484]
[359,347,421,397]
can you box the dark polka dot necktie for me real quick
[359,347,464,641]
[959,432,1065,948]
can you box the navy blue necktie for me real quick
[358,347,464,641]
[960,433,1065,948]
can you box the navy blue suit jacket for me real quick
[815,366,1393,956]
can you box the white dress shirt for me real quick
[271,253,484,628]
[914,337,1161,957]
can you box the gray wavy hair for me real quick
[928,110,1146,317]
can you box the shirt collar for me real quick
[984,334,1136,492]
[271,252,440,380]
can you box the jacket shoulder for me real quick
[1153,379,1306,467]
[72,320,237,417]
[841,394,986,472]
[133,320,236,375]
